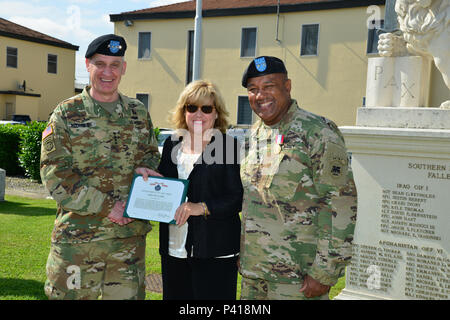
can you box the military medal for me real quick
[276,134,284,145]
[274,134,284,154]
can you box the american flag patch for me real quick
[42,124,53,140]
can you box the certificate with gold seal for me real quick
[123,175,189,224]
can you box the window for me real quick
[48,54,57,74]
[237,96,253,125]
[186,30,194,84]
[301,24,319,56]
[241,27,257,57]
[136,93,149,110]
[6,47,17,68]
[367,20,384,54]
[138,32,151,59]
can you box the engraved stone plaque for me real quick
[337,127,450,300]
[365,57,431,108]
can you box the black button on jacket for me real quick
[157,133,243,259]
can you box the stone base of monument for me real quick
[336,108,450,300]
[0,169,5,202]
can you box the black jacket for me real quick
[157,132,243,259]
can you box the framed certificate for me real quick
[123,175,189,224]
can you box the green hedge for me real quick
[0,122,46,181]
[1,123,161,183]
[18,121,47,182]
[0,124,26,176]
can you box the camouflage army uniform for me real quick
[239,100,357,300]
[40,86,160,299]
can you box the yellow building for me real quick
[111,0,448,128]
[0,18,78,121]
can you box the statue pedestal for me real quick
[336,108,450,300]
[0,168,5,201]
[365,56,432,108]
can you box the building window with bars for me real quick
[138,32,151,59]
[241,27,257,58]
[6,47,18,68]
[237,96,253,125]
[300,24,319,56]
[136,93,149,110]
[48,54,57,74]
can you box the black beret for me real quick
[85,34,127,59]
[242,56,287,88]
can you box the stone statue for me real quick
[378,0,449,108]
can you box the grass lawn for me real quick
[0,195,344,300]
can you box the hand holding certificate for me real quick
[124,174,189,224]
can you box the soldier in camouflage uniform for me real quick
[40,34,160,300]
[239,56,357,300]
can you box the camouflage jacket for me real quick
[40,86,160,244]
[239,100,357,286]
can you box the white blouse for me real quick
[167,146,239,259]
[168,149,200,258]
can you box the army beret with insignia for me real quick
[85,34,127,59]
[242,56,288,88]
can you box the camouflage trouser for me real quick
[240,276,329,300]
[44,236,146,300]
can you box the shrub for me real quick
[154,127,160,141]
[0,124,25,176]
[18,121,47,182]
[2,124,160,183]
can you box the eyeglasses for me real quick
[185,104,215,114]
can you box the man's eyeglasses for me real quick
[185,104,215,114]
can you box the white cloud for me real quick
[8,8,97,46]
[69,0,99,3]
[148,0,191,8]
[0,1,53,17]
[3,2,97,41]
[1,0,191,82]
[2,1,113,82]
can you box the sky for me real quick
[1,0,190,83]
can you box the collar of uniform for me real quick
[81,85,130,118]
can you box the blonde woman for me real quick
[156,80,242,300]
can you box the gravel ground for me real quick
[5,176,51,199]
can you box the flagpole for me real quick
[192,0,202,81]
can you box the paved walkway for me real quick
[145,274,163,293]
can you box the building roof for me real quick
[0,18,79,51]
[111,0,385,21]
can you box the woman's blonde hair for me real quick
[170,80,229,133]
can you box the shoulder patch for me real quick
[42,124,54,140]
[42,136,56,154]
[320,142,348,186]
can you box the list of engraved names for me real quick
[347,160,449,299]
[379,162,448,241]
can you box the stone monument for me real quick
[336,0,450,300]
[0,168,5,201]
